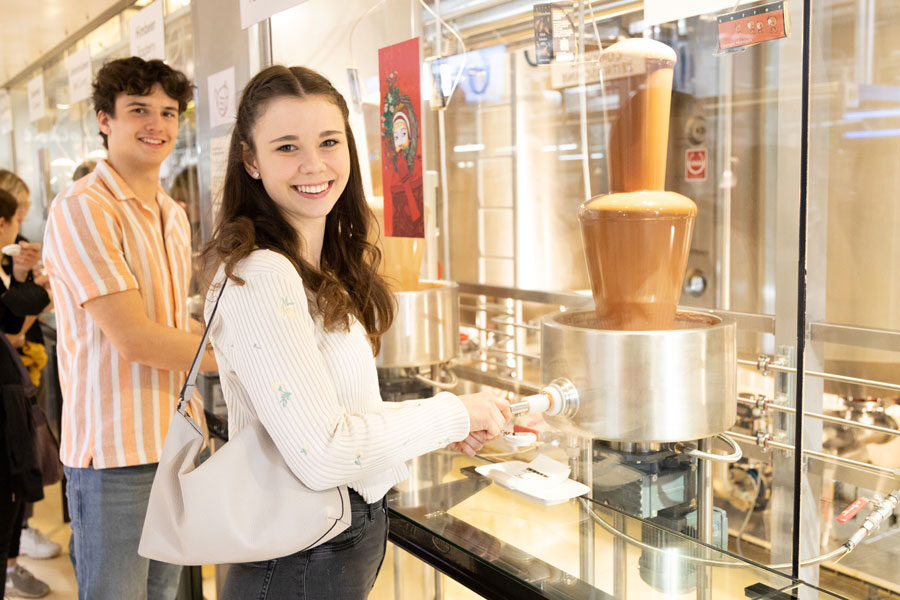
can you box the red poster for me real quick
[379,38,424,238]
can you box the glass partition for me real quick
[258,2,898,597]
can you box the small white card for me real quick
[207,67,236,129]
[130,0,166,62]
[475,454,590,506]
[27,74,45,122]
[68,46,93,104]
[209,134,231,222]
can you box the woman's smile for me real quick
[292,180,334,199]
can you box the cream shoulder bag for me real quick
[139,282,351,565]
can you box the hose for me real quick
[581,498,852,570]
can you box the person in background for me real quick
[0,171,61,572]
[42,57,215,600]
[200,65,509,599]
[167,164,201,294]
[0,187,50,599]
[71,161,97,182]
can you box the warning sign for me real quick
[685,148,708,182]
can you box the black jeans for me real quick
[222,490,388,600]
[0,492,26,589]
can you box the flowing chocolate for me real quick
[579,39,697,330]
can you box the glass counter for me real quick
[386,451,844,600]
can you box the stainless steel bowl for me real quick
[376,280,459,369]
[541,310,736,442]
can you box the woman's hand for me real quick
[12,242,41,282]
[457,392,511,439]
[449,430,491,457]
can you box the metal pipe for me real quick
[696,437,714,600]
[437,110,451,280]
[674,434,743,463]
[459,301,520,312]
[417,367,459,391]
[613,512,627,599]
[577,0,592,204]
[583,499,851,570]
[490,316,540,331]
[739,357,900,393]
[727,431,900,479]
[736,395,900,440]
[577,439,595,584]
[484,347,541,361]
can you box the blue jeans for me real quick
[222,490,388,600]
[64,464,182,600]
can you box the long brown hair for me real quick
[200,65,394,352]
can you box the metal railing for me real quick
[452,281,900,486]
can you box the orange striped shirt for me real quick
[43,160,204,468]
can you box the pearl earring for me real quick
[252,172,260,179]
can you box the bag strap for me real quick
[177,280,227,414]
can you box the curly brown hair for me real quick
[92,57,193,149]
[200,65,395,353]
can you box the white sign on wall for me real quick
[27,74,45,122]
[207,67,236,129]
[0,91,11,134]
[209,134,231,221]
[130,0,166,61]
[68,46,93,104]
[240,0,309,30]
[643,0,753,26]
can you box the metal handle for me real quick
[414,368,459,391]
[674,433,743,463]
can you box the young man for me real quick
[43,57,215,600]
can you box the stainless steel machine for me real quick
[376,280,460,401]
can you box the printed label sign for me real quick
[717,1,790,51]
[533,3,576,65]
[207,67,236,129]
[0,91,11,134]
[379,38,424,239]
[239,0,309,30]
[551,50,645,89]
[68,46,93,104]
[130,0,165,62]
[685,148,708,181]
[28,74,45,122]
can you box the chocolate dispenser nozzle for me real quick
[579,39,697,330]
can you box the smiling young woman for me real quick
[198,65,510,599]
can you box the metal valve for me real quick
[509,378,580,418]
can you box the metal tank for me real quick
[541,310,737,443]
[376,281,459,369]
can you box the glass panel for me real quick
[803,0,900,596]
[389,452,843,599]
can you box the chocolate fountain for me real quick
[529,38,737,444]
[510,39,739,598]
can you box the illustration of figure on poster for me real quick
[381,70,423,238]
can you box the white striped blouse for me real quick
[206,249,470,503]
